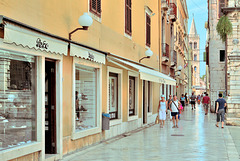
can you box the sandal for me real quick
[222,127,224,129]
[172,126,176,128]
[176,125,179,128]
[215,124,219,127]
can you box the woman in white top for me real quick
[169,95,181,128]
[158,95,168,128]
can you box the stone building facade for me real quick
[206,0,226,112]
[222,0,240,125]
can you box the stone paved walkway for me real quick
[61,104,240,161]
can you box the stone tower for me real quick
[189,17,200,89]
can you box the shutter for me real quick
[125,0,132,35]
[97,0,101,15]
[91,0,97,12]
[146,14,151,46]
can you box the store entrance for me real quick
[45,60,56,154]
[143,81,147,124]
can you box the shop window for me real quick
[129,76,136,116]
[90,0,101,17]
[0,50,36,151]
[147,81,151,112]
[220,50,225,62]
[162,84,164,95]
[109,73,118,119]
[125,0,132,35]
[75,65,97,131]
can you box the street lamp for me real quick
[69,13,93,40]
[139,49,153,63]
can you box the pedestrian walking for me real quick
[202,93,210,115]
[197,94,201,104]
[180,94,186,111]
[185,93,189,106]
[215,93,227,128]
[190,92,196,110]
[167,95,173,121]
[158,95,168,128]
[169,95,180,128]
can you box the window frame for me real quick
[127,71,139,121]
[125,0,132,36]
[107,67,123,126]
[219,50,225,63]
[72,57,102,140]
[146,13,151,47]
[89,0,101,18]
[0,41,64,160]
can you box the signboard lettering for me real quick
[36,38,49,49]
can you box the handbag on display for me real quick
[155,115,159,124]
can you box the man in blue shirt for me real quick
[215,93,227,128]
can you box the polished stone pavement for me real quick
[61,104,240,161]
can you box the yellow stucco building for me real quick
[0,1,182,160]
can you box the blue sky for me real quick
[186,0,208,77]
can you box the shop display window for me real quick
[0,50,36,151]
[129,76,135,116]
[108,73,118,119]
[75,65,97,131]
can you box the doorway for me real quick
[143,80,147,124]
[45,59,56,154]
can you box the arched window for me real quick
[194,66,197,71]
[194,42,197,49]
[194,54,197,61]
[189,42,192,49]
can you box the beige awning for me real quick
[108,56,176,85]
[4,23,68,55]
[70,44,105,64]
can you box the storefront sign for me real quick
[36,38,49,49]
[4,23,68,55]
[70,44,105,64]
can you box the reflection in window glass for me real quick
[0,50,36,151]
[129,76,135,116]
[109,73,118,119]
[75,65,97,131]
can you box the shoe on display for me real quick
[81,93,88,100]
[80,106,87,111]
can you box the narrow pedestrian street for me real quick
[62,104,240,161]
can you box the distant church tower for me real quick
[189,17,200,87]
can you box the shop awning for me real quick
[108,56,176,85]
[3,23,68,55]
[70,44,105,64]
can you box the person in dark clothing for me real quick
[215,93,227,128]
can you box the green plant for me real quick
[216,15,233,42]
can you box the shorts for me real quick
[203,103,209,109]
[217,109,225,122]
[171,112,178,117]
[180,101,185,106]
[159,110,166,120]
[191,101,195,105]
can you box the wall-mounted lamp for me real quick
[174,65,182,77]
[69,13,93,40]
[139,49,153,63]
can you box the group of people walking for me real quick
[157,92,227,129]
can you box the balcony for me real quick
[162,43,169,62]
[161,0,170,11]
[171,50,177,68]
[170,3,177,22]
